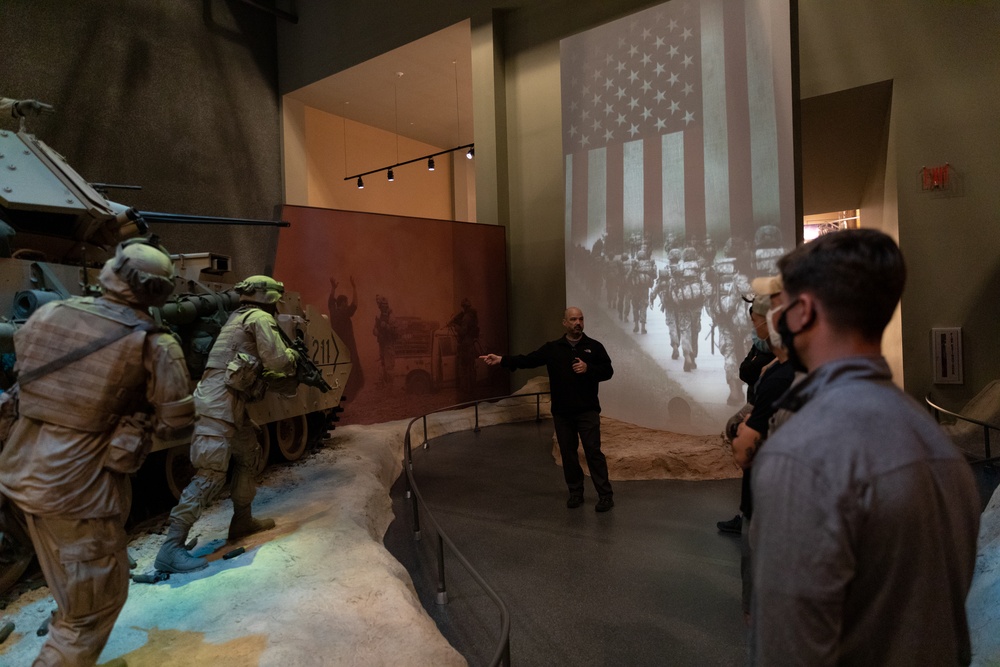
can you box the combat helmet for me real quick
[99,237,175,308]
[234,275,285,305]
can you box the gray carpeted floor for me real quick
[384,419,747,667]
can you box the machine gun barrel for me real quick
[137,211,291,228]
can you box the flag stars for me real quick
[604,102,615,116]
[629,44,639,57]
[654,90,666,103]
[670,100,680,114]
[582,84,591,96]
[629,123,640,137]
[593,69,602,80]
[629,70,640,83]
[592,118,602,131]
[628,97,640,110]
[618,37,627,48]
[604,129,614,142]
[616,113,627,127]
[682,27,693,41]
[655,117,667,131]
[668,72,680,86]
[654,62,666,76]
[642,27,652,40]
[570,101,579,112]
[616,61,627,74]
[668,19,678,31]
[684,111,695,124]
[568,124,578,137]
[616,87,627,100]
[655,36,665,49]
[592,93,602,106]
[683,54,694,68]
[683,82,694,96]
[604,78,615,91]
[580,135,590,147]
[668,45,679,58]
[605,53,615,66]
[641,53,652,66]
[582,109,591,120]
[641,106,652,120]
[641,80,652,93]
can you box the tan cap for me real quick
[749,275,783,316]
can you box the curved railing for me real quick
[926,394,1000,462]
[402,391,550,667]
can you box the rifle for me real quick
[275,324,332,393]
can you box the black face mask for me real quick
[776,297,813,373]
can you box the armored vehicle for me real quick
[0,112,352,501]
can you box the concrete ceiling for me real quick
[285,20,474,152]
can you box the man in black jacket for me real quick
[481,307,615,511]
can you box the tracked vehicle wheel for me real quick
[272,414,308,461]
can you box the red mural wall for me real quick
[275,206,510,425]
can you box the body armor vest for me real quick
[16,299,150,432]
[205,307,261,371]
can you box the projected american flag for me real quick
[561,0,794,257]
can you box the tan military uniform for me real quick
[0,296,193,667]
[169,306,297,529]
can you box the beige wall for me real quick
[284,104,457,221]
[798,1,1000,405]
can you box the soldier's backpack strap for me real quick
[17,320,157,387]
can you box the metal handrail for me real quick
[402,391,550,667]
[926,394,1000,462]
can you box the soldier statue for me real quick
[0,239,194,664]
[155,276,302,573]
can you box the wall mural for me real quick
[561,0,796,435]
[274,206,510,425]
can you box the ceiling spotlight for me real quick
[387,169,394,182]
[357,176,364,189]
[428,158,435,171]
[466,147,474,160]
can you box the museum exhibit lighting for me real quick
[466,147,474,159]
[357,176,364,189]
[387,169,394,182]
[343,142,473,186]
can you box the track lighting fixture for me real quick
[343,143,473,187]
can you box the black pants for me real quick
[553,411,613,498]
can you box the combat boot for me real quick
[154,521,207,573]
[228,505,275,541]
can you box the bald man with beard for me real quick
[481,307,615,512]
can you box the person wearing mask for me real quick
[750,229,980,665]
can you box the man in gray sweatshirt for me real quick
[750,229,980,666]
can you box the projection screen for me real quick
[561,0,795,435]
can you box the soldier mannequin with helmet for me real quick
[155,275,302,574]
[0,238,194,665]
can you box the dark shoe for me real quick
[671,347,679,360]
[595,497,615,513]
[717,515,742,535]
[566,495,584,509]
[154,522,208,573]
[229,505,276,541]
